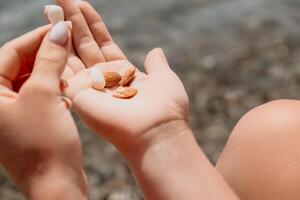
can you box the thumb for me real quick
[23,21,69,94]
[144,48,171,74]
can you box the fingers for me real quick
[22,22,70,95]
[55,0,105,67]
[0,25,50,89]
[144,48,171,74]
[44,6,86,73]
[76,1,112,45]
[46,5,83,75]
[67,45,86,73]
[77,0,127,61]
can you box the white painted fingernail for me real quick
[49,21,68,46]
[47,5,65,25]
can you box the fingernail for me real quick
[60,79,69,92]
[74,0,81,3]
[49,21,68,46]
[62,96,73,109]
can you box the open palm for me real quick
[56,0,189,150]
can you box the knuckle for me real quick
[78,35,96,46]
[24,79,57,95]
[38,55,63,66]
[79,0,94,11]
[37,50,67,65]
[80,0,90,7]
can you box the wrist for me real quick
[123,119,194,165]
[10,162,88,200]
[27,174,87,200]
[125,123,211,200]
[124,124,239,200]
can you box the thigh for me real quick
[216,100,300,200]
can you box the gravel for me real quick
[0,0,300,199]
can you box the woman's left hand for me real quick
[0,23,87,200]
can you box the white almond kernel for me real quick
[48,5,65,25]
[91,68,106,90]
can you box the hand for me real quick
[0,23,87,199]
[55,0,190,157]
[54,2,239,200]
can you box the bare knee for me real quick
[217,99,300,200]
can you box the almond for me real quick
[47,5,65,25]
[113,87,138,99]
[120,67,136,86]
[103,72,122,88]
[91,68,106,90]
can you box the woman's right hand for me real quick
[54,2,239,199]
[54,0,190,158]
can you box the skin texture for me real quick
[217,100,300,200]
[5,1,299,200]
[54,0,189,156]
[54,0,239,199]
[0,25,87,199]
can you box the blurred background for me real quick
[1,0,300,199]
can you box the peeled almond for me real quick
[48,5,65,25]
[91,68,106,90]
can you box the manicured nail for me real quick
[49,21,68,46]
[60,79,69,92]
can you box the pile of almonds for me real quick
[91,66,138,99]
